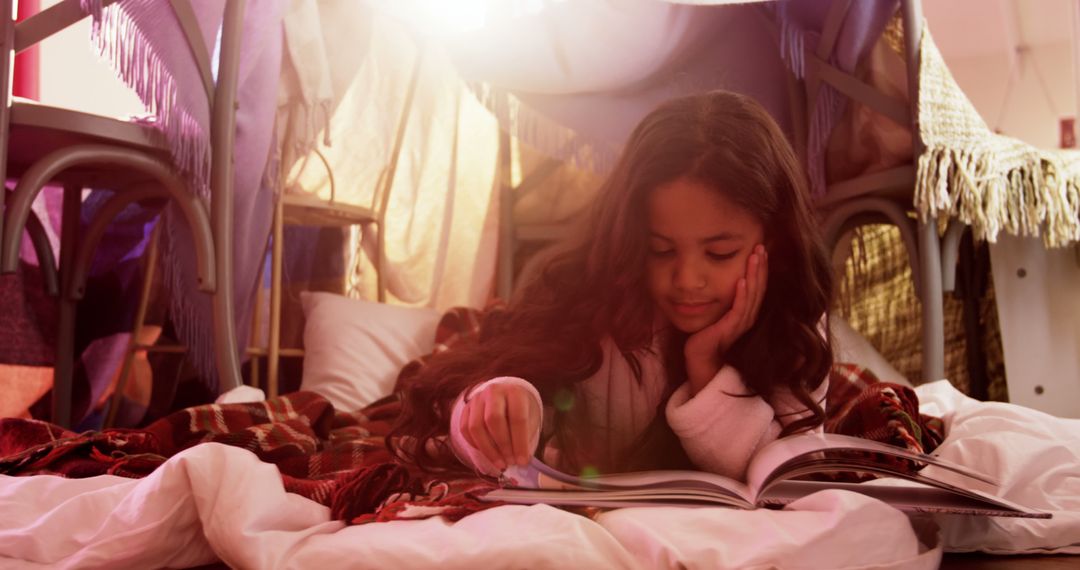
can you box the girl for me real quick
[390,90,833,482]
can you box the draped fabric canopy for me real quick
[373,0,897,187]
[285,0,897,310]
[283,1,501,310]
[416,0,794,172]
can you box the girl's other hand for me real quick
[460,381,542,471]
[684,244,768,395]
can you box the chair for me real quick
[790,0,955,385]
[0,0,246,427]
[245,50,425,397]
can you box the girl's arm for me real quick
[449,377,544,476]
[665,365,828,481]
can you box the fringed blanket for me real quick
[914,27,1080,247]
[0,310,944,525]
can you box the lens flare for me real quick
[554,389,575,412]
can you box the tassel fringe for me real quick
[465,82,618,175]
[80,0,211,197]
[81,0,218,385]
[915,145,1080,248]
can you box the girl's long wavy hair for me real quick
[389,91,833,474]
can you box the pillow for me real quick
[300,292,441,411]
[829,313,913,387]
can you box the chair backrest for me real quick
[1,0,244,294]
[4,0,244,186]
[773,0,924,211]
[803,0,928,142]
[0,0,249,396]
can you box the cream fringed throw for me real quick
[915,27,1080,248]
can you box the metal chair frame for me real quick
[0,0,246,426]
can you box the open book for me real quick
[482,433,1049,518]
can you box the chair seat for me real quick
[282,192,377,227]
[8,98,171,187]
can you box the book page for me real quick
[745,433,998,497]
[505,458,753,503]
[761,479,1050,518]
[485,487,750,509]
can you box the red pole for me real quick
[13,0,40,100]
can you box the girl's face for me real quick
[646,177,765,334]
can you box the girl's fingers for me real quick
[727,276,748,329]
[686,245,768,371]
[730,275,747,332]
[739,253,757,330]
[483,393,515,468]
[460,400,475,449]
[464,385,541,471]
[712,276,746,333]
[741,247,767,331]
[467,397,506,470]
[505,391,533,465]
[753,247,768,313]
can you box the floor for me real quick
[940,553,1080,569]
[189,553,1080,569]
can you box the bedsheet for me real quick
[0,380,1077,569]
[0,442,938,569]
[916,381,1080,554]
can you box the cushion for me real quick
[300,292,440,411]
[0,364,53,418]
[829,313,912,387]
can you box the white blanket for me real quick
[1,381,1077,569]
[916,381,1080,554]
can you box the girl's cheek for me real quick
[645,278,664,304]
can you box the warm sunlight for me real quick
[3,1,1080,568]
[377,0,494,35]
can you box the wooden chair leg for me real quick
[267,193,284,398]
[105,219,161,428]
[248,246,265,389]
[53,185,81,428]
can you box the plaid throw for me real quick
[0,308,945,523]
[0,392,495,524]
[820,362,946,480]
[826,362,945,452]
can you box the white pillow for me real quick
[300,292,441,411]
[829,313,913,387]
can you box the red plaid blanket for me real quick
[0,392,494,524]
[819,363,946,480]
[0,308,944,524]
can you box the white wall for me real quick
[937,41,1080,417]
[37,0,144,117]
[946,43,1074,148]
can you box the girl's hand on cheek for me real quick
[460,382,542,471]
[684,244,768,395]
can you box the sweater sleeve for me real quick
[665,366,829,481]
[448,376,543,476]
